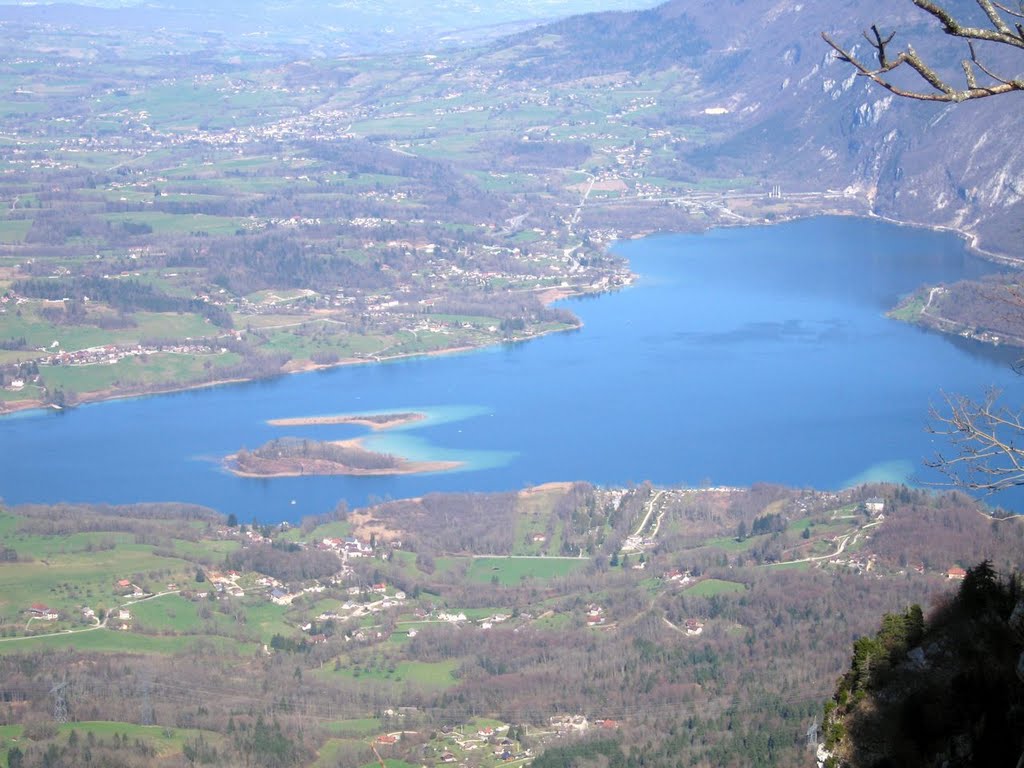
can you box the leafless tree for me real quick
[827,1,1024,494]
[926,389,1024,492]
[822,0,1024,102]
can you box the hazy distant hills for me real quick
[489,0,1024,255]
[0,0,663,51]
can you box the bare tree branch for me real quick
[990,2,1024,21]
[822,0,1024,102]
[926,389,1024,492]
[826,2,1024,494]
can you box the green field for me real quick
[39,350,243,398]
[764,560,813,571]
[101,212,247,236]
[0,308,214,352]
[888,292,927,322]
[0,544,195,625]
[312,738,371,768]
[465,556,586,585]
[128,592,251,640]
[0,724,23,763]
[167,537,241,561]
[684,578,747,598]
[702,534,760,553]
[321,718,384,738]
[0,627,255,655]
[0,219,31,243]
[58,721,224,755]
[323,659,459,691]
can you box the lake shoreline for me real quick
[0,296,588,418]
[3,215,1021,516]
[1,209,1017,420]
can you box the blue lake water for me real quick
[3,216,1022,520]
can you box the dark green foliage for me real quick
[532,738,626,768]
[182,734,219,765]
[750,512,785,537]
[269,633,309,653]
[239,437,401,471]
[233,716,302,768]
[0,337,29,351]
[826,563,1024,767]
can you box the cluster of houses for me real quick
[663,568,694,585]
[205,570,245,598]
[478,613,510,631]
[215,526,272,545]
[269,583,323,606]
[436,611,468,624]
[317,535,373,558]
[422,723,535,764]
[45,341,219,368]
[832,554,877,574]
[241,215,322,232]
[549,715,590,733]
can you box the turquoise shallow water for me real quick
[2,216,1021,520]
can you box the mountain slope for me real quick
[490,0,1024,257]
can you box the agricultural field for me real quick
[464,556,587,586]
[682,578,746,598]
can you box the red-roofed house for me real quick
[947,566,967,580]
[29,603,58,621]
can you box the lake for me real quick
[3,216,1022,521]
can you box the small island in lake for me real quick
[266,411,426,430]
[226,437,461,477]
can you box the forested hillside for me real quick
[822,562,1023,767]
